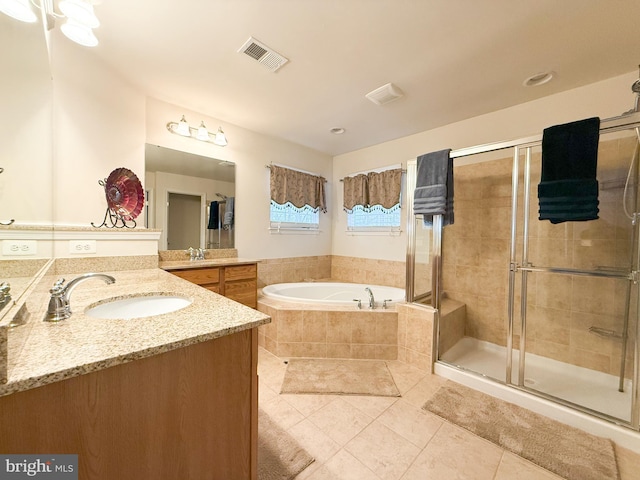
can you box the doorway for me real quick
[167,192,203,250]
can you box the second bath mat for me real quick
[280,358,400,397]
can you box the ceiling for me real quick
[88,0,640,156]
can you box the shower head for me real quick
[632,65,640,94]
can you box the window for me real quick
[270,201,319,228]
[343,167,403,233]
[269,164,326,231]
[347,204,401,230]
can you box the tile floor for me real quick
[257,347,640,480]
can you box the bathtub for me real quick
[258,282,405,361]
[261,282,405,306]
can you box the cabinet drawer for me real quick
[225,264,257,281]
[171,268,220,285]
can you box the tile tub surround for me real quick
[0,268,270,397]
[258,296,398,360]
[256,255,406,290]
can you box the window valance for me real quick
[343,168,402,212]
[269,164,327,213]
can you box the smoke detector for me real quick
[238,37,289,72]
[365,83,404,105]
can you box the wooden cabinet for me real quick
[170,263,257,308]
[0,328,259,480]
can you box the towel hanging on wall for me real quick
[414,149,454,226]
[207,201,219,229]
[538,117,600,224]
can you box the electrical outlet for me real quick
[69,240,97,254]
[2,240,37,256]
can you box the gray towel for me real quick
[223,196,234,227]
[414,149,453,226]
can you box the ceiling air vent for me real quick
[238,37,289,72]
[365,83,404,105]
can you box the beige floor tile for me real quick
[259,396,305,430]
[494,452,564,479]
[257,363,287,392]
[401,422,502,480]
[345,421,421,480]
[280,393,338,417]
[386,360,428,394]
[258,379,278,403]
[376,399,443,448]
[307,398,373,446]
[287,419,341,464]
[306,450,381,480]
[342,394,398,418]
[401,373,448,409]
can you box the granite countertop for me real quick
[0,268,270,397]
[160,257,260,270]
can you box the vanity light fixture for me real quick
[0,0,101,47]
[166,116,229,147]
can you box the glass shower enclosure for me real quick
[406,112,640,429]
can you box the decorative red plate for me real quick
[104,168,144,220]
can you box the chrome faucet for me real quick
[0,282,11,309]
[365,287,375,309]
[45,273,116,322]
[187,247,205,261]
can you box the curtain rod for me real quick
[339,166,406,182]
[265,163,327,182]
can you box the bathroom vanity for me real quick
[0,267,269,480]
[161,258,258,308]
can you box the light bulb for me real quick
[196,122,210,141]
[60,18,98,47]
[214,127,228,147]
[59,0,99,28]
[175,116,191,136]
[0,0,37,23]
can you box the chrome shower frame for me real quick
[406,111,640,429]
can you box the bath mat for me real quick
[258,409,314,480]
[422,382,619,480]
[280,358,400,396]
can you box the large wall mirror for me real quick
[0,14,53,320]
[145,144,235,251]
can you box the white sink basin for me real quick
[85,294,192,319]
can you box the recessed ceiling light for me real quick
[330,127,345,135]
[523,71,555,87]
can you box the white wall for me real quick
[0,18,52,227]
[332,71,639,261]
[46,39,333,260]
[145,98,333,259]
[51,35,146,228]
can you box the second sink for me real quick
[85,294,192,320]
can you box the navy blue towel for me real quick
[208,201,219,229]
[538,117,600,224]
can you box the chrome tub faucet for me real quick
[45,273,116,322]
[365,287,375,309]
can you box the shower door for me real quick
[509,130,640,425]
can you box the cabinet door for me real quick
[225,279,258,308]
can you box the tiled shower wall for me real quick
[256,255,405,289]
[442,135,638,377]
